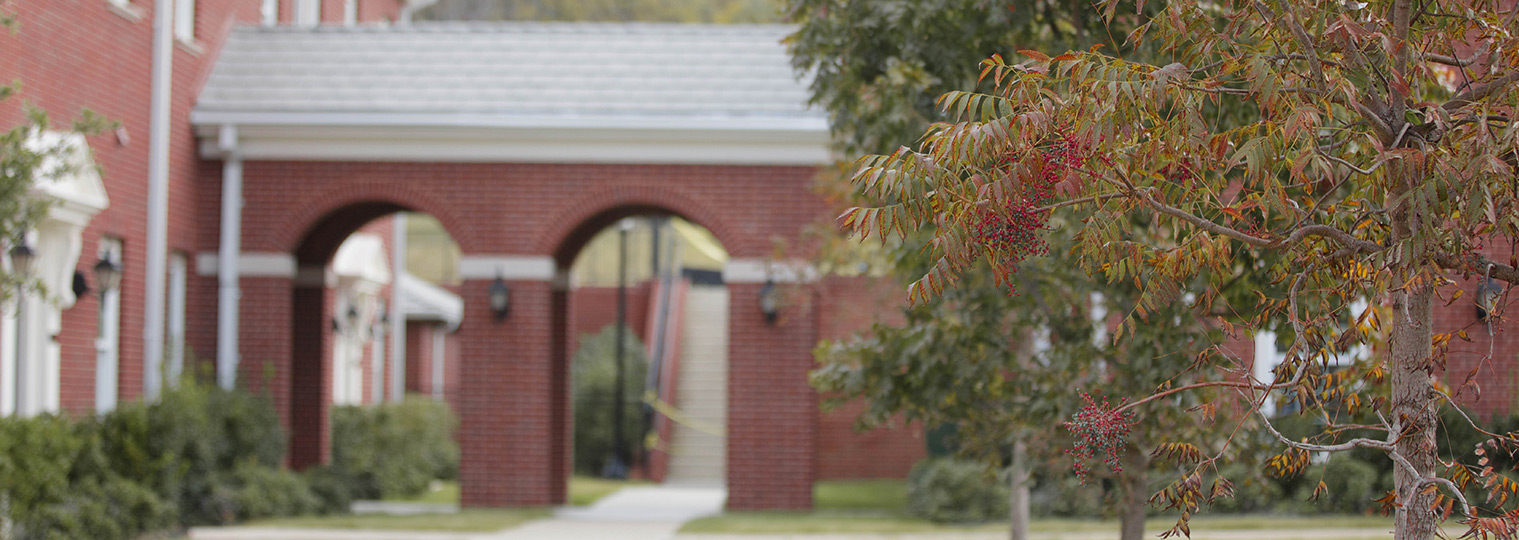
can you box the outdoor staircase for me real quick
[664,285,728,484]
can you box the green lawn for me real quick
[385,480,460,504]
[680,480,1397,535]
[245,508,550,532]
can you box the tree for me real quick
[837,0,1519,538]
[791,3,1264,539]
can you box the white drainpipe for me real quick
[389,213,406,402]
[216,125,242,390]
[143,0,174,400]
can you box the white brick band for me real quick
[195,252,297,278]
[722,258,819,284]
[457,255,557,281]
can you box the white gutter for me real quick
[143,0,174,399]
[389,213,406,402]
[216,125,243,390]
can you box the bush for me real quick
[232,461,322,520]
[330,397,459,499]
[572,325,648,475]
[906,457,1010,523]
[0,380,321,539]
[303,465,356,515]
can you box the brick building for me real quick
[0,0,1511,512]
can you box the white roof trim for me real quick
[398,272,462,330]
[191,113,830,165]
[331,234,392,285]
[26,131,109,226]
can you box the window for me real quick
[105,0,145,20]
[295,0,320,27]
[173,0,196,42]
[95,238,122,414]
[167,253,186,386]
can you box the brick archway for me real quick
[228,160,827,509]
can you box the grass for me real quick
[385,480,460,504]
[245,508,551,532]
[680,480,1398,535]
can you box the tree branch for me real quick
[1432,251,1519,285]
[1445,71,1519,111]
[1254,0,1327,91]
[1135,188,1272,246]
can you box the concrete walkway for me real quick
[190,484,727,540]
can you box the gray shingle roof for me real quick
[195,22,819,125]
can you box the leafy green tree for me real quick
[836,0,1519,538]
[791,2,1259,539]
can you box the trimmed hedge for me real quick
[571,325,648,475]
[330,397,459,500]
[906,457,1010,523]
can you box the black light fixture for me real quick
[1477,277,1503,321]
[758,279,778,324]
[488,276,510,321]
[9,242,35,276]
[346,304,360,329]
[93,255,122,297]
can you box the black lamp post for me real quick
[604,217,635,479]
[488,276,510,321]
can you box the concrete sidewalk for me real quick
[190,484,727,540]
[676,531,1395,540]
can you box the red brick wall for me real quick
[812,275,926,479]
[570,283,654,347]
[1439,242,1519,418]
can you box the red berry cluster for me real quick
[1160,157,1197,184]
[1063,392,1136,484]
[972,131,1098,293]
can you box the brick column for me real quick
[458,278,558,507]
[726,282,818,510]
[288,280,333,469]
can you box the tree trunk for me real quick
[1387,160,1438,540]
[1118,449,1148,540]
[1391,285,1436,540]
[1008,439,1030,540]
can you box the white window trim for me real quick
[95,238,123,414]
[173,0,204,53]
[343,0,358,26]
[431,325,445,400]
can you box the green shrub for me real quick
[303,465,356,515]
[571,325,648,475]
[232,461,321,520]
[906,457,1010,523]
[330,397,459,499]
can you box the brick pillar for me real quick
[458,279,558,507]
[289,280,333,469]
[549,287,570,504]
[726,283,818,510]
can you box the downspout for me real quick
[216,125,242,390]
[143,0,174,399]
[389,213,406,402]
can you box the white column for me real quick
[216,125,242,390]
[389,214,406,402]
[143,0,176,400]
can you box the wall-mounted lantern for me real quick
[758,279,778,325]
[1477,277,1503,321]
[488,276,510,321]
[9,243,35,277]
[93,255,122,297]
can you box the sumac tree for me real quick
[837,0,1519,539]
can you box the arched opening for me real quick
[553,207,732,500]
[284,203,465,471]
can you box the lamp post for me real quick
[1477,277,1503,321]
[604,217,635,479]
[488,276,510,321]
[759,279,778,324]
[10,242,35,415]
